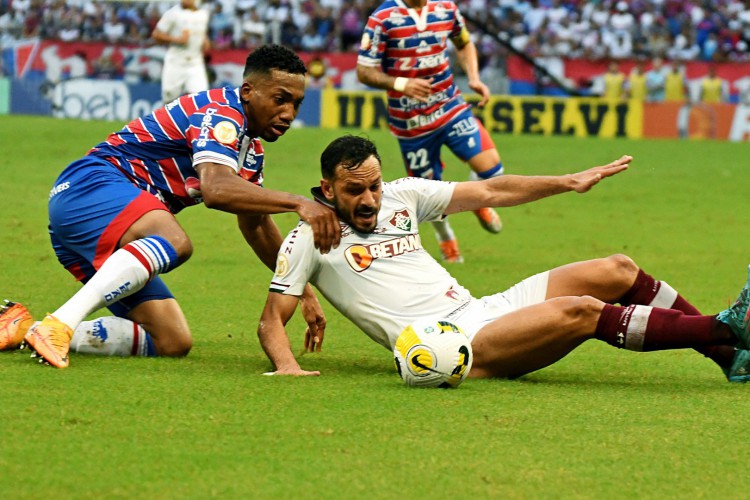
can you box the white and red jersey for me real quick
[87,87,264,213]
[270,177,475,350]
[358,0,471,139]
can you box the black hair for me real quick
[320,135,381,179]
[243,44,307,78]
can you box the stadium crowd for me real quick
[1,0,749,63]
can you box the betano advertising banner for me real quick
[320,89,750,141]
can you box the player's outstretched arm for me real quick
[197,162,340,253]
[258,293,320,376]
[445,155,632,215]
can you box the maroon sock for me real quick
[620,269,701,314]
[595,304,730,351]
[619,270,733,365]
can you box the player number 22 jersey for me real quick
[357,0,471,139]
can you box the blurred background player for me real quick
[645,57,667,102]
[0,45,339,368]
[699,66,728,104]
[624,60,647,101]
[356,0,503,264]
[665,61,688,102]
[152,0,211,103]
[602,60,625,100]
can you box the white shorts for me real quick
[447,270,550,340]
[161,57,208,103]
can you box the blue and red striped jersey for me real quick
[357,0,471,139]
[87,87,264,213]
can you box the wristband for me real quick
[393,77,408,92]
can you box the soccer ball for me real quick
[393,318,473,388]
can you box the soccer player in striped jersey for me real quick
[357,0,503,264]
[256,136,750,383]
[1,45,340,368]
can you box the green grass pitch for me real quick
[1,115,750,497]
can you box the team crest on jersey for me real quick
[389,209,412,231]
[213,121,238,145]
[361,32,371,50]
[344,234,422,272]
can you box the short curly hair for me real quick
[243,44,307,78]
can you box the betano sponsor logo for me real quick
[344,233,422,272]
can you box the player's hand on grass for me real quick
[468,79,491,108]
[264,366,321,376]
[570,155,632,193]
[297,198,340,253]
[404,77,434,103]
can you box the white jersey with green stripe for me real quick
[269,177,473,350]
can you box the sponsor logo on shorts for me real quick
[49,181,70,198]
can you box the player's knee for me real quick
[170,235,193,264]
[553,296,602,332]
[604,253,639,286]
[155,334,192,357]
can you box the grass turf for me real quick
[1,115,750,497]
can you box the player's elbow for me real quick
[201,184,228,210]
[356,65,371,85]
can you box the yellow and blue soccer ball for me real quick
[393,318,473,388]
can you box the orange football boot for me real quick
[439,239,464,264]
[473,207,503,234]
[24,315,74,368]
[0,300,34,350]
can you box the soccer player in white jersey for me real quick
[152,0,211,103]
[257,135,750,383]
[357,0,503,264]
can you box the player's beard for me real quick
[333,199,379,234]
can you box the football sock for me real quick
[431,219,456,243]
[72,317,156,356]
[620,269,734,366]
[53,236,178,331]
[469,162,504,180]
[595,304,734,351]
[619,269,700,314]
